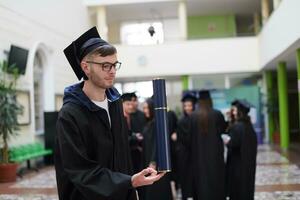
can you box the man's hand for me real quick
[131,167,165,188]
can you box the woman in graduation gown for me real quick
[225,99,257,200]
[141,98,173,200]
[178,90,226,200]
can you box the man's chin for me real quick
[106,82,114,88]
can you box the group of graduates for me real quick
[121,90,257,200]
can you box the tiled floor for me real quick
[255,144,300,199]
[0,167,58,200]
[1,144,300,200]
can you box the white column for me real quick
[225,75,230,89]
[178,0,187,40]
[261,0,270,25]
[43,56,55,112]
[273,0,281,10]
[96,6,108,40]
[262,72,270,143]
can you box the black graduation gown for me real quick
[129,110,146,173]
[55,83,136,200]
[226,121,257,200]
[176,114,193,199]
[127,129,143,173]
[130,109,146,133]
[142,120,173,200]
[180,109,226,200]
[167,110,179,183]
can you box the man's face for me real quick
[123,101,134,115]
[84,53,118,89]
[132,98,139,111]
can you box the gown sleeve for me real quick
[215,110,227,135]
[227,124,242,148]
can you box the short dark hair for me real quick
[91,44,117,57]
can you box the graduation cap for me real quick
[231,99,253,114]
[129,92,138,99]
[198,90,211,100]
[181,92,197,103]
[121,93,133,102]
[64,27,109,80]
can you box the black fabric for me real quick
[54,82,137,200]
[167,110,179,183]
[79,38,108,60]
[141,120,173,200]
[130,110,146,134]
[178,109,226,200]
[181,92,197,103]
[121,93,133,102]
[198,90,211,100]
[129,109,146,174]
[231,99,252,114]
[176,115,193,199]
[226,121,257,200]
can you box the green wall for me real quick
[188,15,237,39]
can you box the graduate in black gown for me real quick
[141,98,173,200]
[176,92,197,200]
[121,93,144,174]
[177,90,226,200]
[224,99,257,200]
[129,92,146,173]
[55,27,164,200]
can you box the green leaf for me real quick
[0,60,23,163]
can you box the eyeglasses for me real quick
[86,61,122,72]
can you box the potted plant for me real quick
[0,61,23,182]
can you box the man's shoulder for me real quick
[59,102,87,118]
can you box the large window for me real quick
[121,21,164,45]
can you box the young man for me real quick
[55,27,164,200]
[121,93,144,174]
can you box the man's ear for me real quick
[81,61,90,77]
